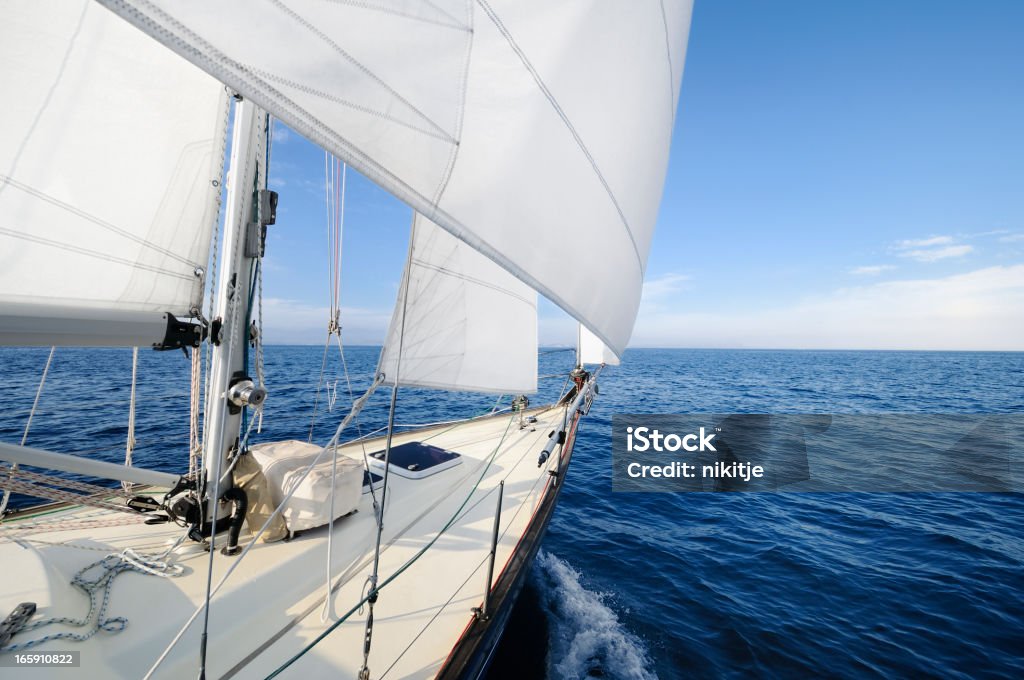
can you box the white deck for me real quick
[0,404,574,679]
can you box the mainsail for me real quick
[97,0,693,357]
[379,214,537,394]
[0,0,228,347]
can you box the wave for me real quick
[534,551,657,680]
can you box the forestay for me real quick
[0,0,228,346]
[98,0,693,357]
[379,214,537,394]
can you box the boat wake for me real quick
[534,551,657,680]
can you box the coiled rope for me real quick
[0,536,187,653]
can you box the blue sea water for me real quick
[2,347,1022,678]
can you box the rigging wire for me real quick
[121,347,139,495]
[142,376,383,680]
[0,346,56,517]
[309,155,347,439]
[357,213,416,679]
[321,329,370,622]
[266,412,518,679]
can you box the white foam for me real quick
[534,551,658,680]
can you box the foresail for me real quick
[0,1,228,346]
[579,323,620,367]
[98,0,693,357]
[379,214,537,394]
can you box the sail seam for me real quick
[0,227,195,281]
[423,0,472,29]
[267,0,456,142]
[474,0,644,278]
[427,0,475,206]
[249,68,457,144]
[0,3,89,205]
[0,175,200,269]
[96,0,629,354]
[412,259,536,307]
[659,0,677,112]
[317,0,471,31]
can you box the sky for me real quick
[260,0,1023,350]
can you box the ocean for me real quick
[2,347,1022,678]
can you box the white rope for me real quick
[1,346,55,517]
[189,341,203,480]
[359,214,416,679]
[314,154,351,621]
[256,251,266,434]
[0,534,187,653]
[334,161,346,326]
[320,437,341,622]
[324,150,331,310]
[0,515,147,537]
[121,347,139,495]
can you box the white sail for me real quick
[0,0,228,346]
[98,0,693,357]
[579,323,620,366]
[379,214,537,394]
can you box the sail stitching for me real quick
[99,0,465,235]
[422,0,470,29]
[248,68,457,144]
[427,0,475,206]
[100,0,613,351]
[316,0,471,31]
[658,0,677,112]
[0,226,195,281]
[102,0,448,186]
[0,3,89,205]
[475,0,645,278]
[267,0,457,142]
[0,175,200,269]
[412,259,536,307]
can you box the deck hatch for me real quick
[367,442,462,479]
[362,470,383,493]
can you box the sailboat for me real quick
[0,1,692,677]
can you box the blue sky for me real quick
[261,0,1023,350]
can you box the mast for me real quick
[203,97,269,498]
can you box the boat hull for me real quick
[437,410,582,680]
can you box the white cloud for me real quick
[849,265,895,276]
[642,273,690,299]
[630,265,1024,351]
[637,273,692,319]
[967,229,1010,239]
[892,235,973,262]
[272,124,291,144]
[900,244,973,262]
[895,235,953,248]
[999,233,1024,243]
